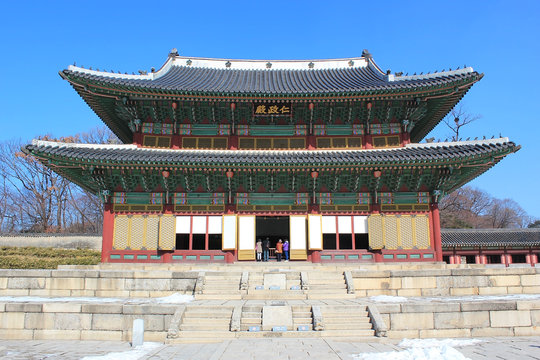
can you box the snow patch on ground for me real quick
[353,338,482,360]
[0,293,194,304]
[80,342,162,360]
[368,295,408,302]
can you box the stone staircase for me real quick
[320,305,374,336]
[240,304,262,331]
[292,305,313,331]
[196,271,243,300]
[245,271,305,299]
[306,271,353,299]
[173,305,236,342]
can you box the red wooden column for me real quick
[101,204,115,263]
[430,202,443,261]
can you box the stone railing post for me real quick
[230,305,243,331]
[194,272,205,295]
[312,306,324,331]
[344,271,355,294]
[166,305,186,339]
[367,304,387,337]
[240,271,249,290]
[300,271,309,290]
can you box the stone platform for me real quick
[0,262,539,342]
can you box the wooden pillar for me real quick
[205,215,209,251]
[430,202,443,262]
[188,216,193,250]
[335,216,340,250]
[475,254,481,264]
[101,204,115,263]
[364,134,373,149]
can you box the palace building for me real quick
[25,49,519,263]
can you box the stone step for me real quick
[185,306,233,312]
[293,317,312,324]
[174,331,236,339]
[293,312,312,319]
[321,329,375,337]
[291,306,312,311]
[323,323,373,330]
[308,279,345,284]
[323,317,371,324]
[320,306,368,311]
[180,324,231,331]
[183,312,233,319]
[242,306,262,312]
[293,324,313,331]
[244,292,307,300]
[182,317,231,325]
[202,289,242,294]
[195,294,243,300]
[308,283,347,289]
[242,311,261,318]
[241,318,262,325]
[307,293,355,300]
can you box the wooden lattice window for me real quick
[316,137,362,149]
[372,135,400,148]
[238,137,305,150]
[143,135,172,148]
[182,137,228,149]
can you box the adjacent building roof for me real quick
[442,228,540,247]
[61,54,480,95]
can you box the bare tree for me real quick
[443,104,482,141]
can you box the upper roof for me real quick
[61,50,480,95]
[442,228,540,247]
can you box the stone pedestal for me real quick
[264,273,286,290]
[262,305,293,331]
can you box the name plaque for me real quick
[253,102,292,116]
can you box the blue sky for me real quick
[1,0,539,218]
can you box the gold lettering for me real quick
[255,105,267,114]
[280,106,290,114]
[268,105,279,114]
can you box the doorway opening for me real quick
[256,216,290,258]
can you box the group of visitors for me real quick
[256,238,289,262]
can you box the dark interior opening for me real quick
[442,255,450,264]
[512,254,527,263]
[208,234,222,250]
[464,255,476,264]
[256,216,290,249]
[323,234,337,250]
[192,234,205,250]
[355,234,369,250]
[175,234,189,250]
[339,234,352,249]
[487,255,501,264]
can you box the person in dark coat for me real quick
[262,237,270,262]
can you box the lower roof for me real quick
[25,138,517,168]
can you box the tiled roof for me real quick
[61,55,480,95]
[442,229,540,247]
[25,138,517,167]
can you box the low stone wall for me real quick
[0,269,197,297]
[352,267,540,297]
[376,299,540,338]
[0,302,174,341]
[0,235,101,250]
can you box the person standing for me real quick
[256,239,262,262]
[262,237,270,262]
[276,239,283,262]
[283,239,289,261]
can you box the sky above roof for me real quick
[0,0,538,219]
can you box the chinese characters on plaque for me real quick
[253,102,292,116]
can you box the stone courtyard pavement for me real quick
[0,337,539,360]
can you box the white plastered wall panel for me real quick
[192,216,207,234]
[337,216,352,234]
[322,216,337,233]
[353,216,368,234]
[238,216,256,250]
[222,215,237,250]
[308,215,323,250]
[175,216,191,234]
[208,216,222,234]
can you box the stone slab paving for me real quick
[0,337,539,360]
